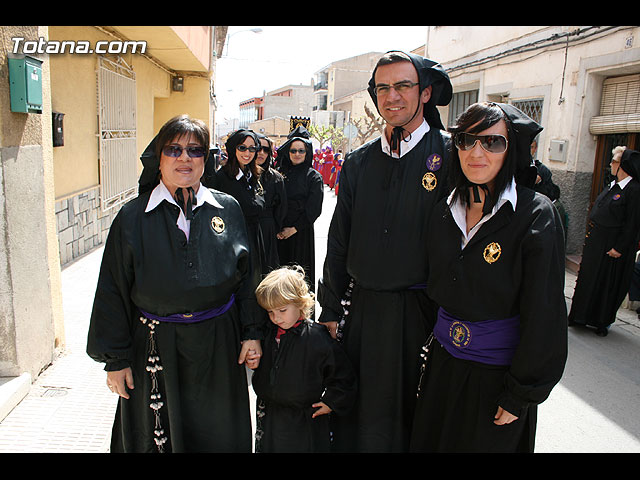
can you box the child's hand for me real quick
[311,401,332,418]
[239,340,262,369]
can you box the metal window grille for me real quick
[97,56,138,212]
[447,90,479,127]
[512,98,544,125]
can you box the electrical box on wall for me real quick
[52,111,64,147]
[8,55,43,114]
[549,139,567,162]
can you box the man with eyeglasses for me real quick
[317,51,453,452]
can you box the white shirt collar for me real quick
[145,180,223,240]
[380,119,430,158]
[235,168,251,181]
[145,180,222,213]
[448,177,518,249]
[611,176,633,190]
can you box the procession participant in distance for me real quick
[568,147,640,336]
[276,126,324,296]
[255,133,287,274]
[317,51,453,452]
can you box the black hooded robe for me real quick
[409,102,567,453]
[277,129,324,292]
[258,167,287,274]
[87,136,264,453]
[569,149,640,332]
[410,186,567,453]
[317,52,453,453]
[86,188,262,452]
[251,320,357,453]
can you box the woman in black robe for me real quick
[568,147,640,336]
[276,126,324,292]
[410,102,567,453]
[86,115,263,452]
[204,129,269,290]
[255,133,287,274]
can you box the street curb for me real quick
[0,373,31,422]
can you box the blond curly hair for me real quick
[255,265,315,319]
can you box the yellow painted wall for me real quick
[153,75,212,136]
[48,26,212,200]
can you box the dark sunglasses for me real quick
[259,146,271,153]
[289,148,307,155]
[237,145,258,153]
[454,132,508,154]
[162,145,206,158]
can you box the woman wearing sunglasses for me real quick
[276,126,324,298]
[410,102,567,453]
[87,115,263,452]
[255,133,287,273]
[205,129,270,290]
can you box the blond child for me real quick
[251,265,356,452]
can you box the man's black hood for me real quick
[367,51,452,130]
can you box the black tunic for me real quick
[205,168,269,288]
[86,187,263,452]
[277,163,323,291]
[258,168,287,273]
[569,179,640,329]
[410,185,568,452]
[251,320,357,452]
[317,128,450,452]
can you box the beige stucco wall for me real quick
[0,25,64,377]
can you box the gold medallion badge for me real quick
[422,172,437,191]
[483,242,501,264]
[211,216,225,234]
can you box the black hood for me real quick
[620,148,640,180]
[493,102,543,188]
[367,51,452,130]
[278,126,314,173]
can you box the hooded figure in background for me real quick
[275,125,324,294]
[317,51,453,453]
[569,147,640,336]
[410,101,567,453]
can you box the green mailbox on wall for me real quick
[8,55,43,114]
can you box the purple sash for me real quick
[433,307,520,366]
[139,294,235,324]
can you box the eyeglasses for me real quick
[259,146,271,153]
[162,145,206,158]
[454,132,508,154]
[237,145,258,153]
[289,148,306,155]
[373,81,419,96]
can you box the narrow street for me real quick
[1,185,639,452]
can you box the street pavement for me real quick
[1,184,639,453]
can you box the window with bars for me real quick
[512,98,544,124]
[97,56,138,211]
[447,90,478,127]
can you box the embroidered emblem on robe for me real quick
[211,216,225,234]
[449,321,471,348]
[422,172,437,191]
[426,153,442,172]
[483,242,501,264]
